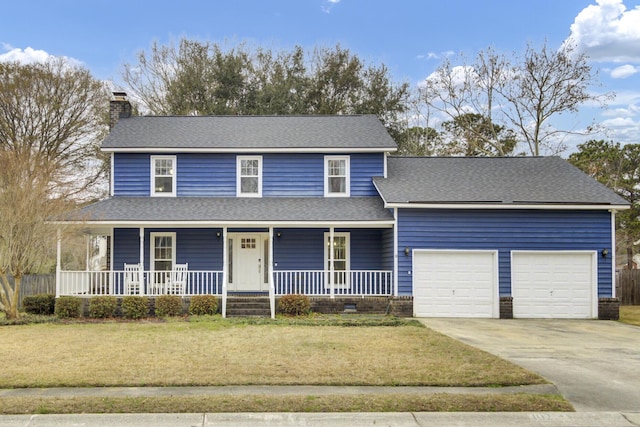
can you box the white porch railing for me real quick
[273,270,393,296]
[58,270,224,297]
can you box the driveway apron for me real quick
[419,318,640,412]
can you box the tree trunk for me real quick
[629,246,634,270]
[0,273,20,320]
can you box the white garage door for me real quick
[413,250,498,318]
[511,251,597,319]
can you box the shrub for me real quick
[188,295,218,316]
[121,296,149,319]
[155,295,183,317]
[55,296,82,319]
[88,296,118,318]
[277,294,311,316]
[23,294,56,315]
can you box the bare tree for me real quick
[0,59,107,319]
[421,41,610,156]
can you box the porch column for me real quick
[268,227,275,318]
[139,228,145,296]
[55,228,61,298]
[329,227,335,299]
[222,226,228,318]
[393,208,399,297]
[611,209,617,298]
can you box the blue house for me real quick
[55,93,630,319]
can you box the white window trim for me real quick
[324,232,351,289]
[150,232,176,272]
[324,155,350,197]
[150,155,177,197]
[236,155,263,197]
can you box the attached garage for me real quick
[413,250,498,318]
[511,251,597,319]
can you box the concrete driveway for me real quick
[419,318,640,412]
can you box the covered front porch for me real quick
[56,197,397,317]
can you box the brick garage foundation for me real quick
[598,297,620,320]
[499,296,513,319]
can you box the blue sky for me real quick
[2,0,640,151]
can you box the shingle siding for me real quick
[397,209,613,297]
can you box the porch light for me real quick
[404,247,410,256]
[277,232,281,238]
[601,248,609,258]
[216,232,221,238]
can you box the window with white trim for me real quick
[151,156,176,196]
[324,232,350,288]
[237,156,262,197]
[150,232,176,272]
[324,156,350,197]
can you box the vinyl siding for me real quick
[113,228,223,271]
[397,209,613,297]
[112,152,384,197]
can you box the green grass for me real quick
[0,313,568,414]
[0,393,572,414]
[620,305,640,326]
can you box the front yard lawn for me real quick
[0,315,571,413]
[0,316,544,388]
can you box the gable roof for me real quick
[373,157,630,208]
[102,115,397,153]
[65,197,394,226]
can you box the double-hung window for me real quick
[324,155,350,197]
[237,156,262,197]
[151,156,176,197]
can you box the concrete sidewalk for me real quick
[1,411,639,426]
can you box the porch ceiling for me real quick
[61,196,394,227]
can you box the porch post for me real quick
[329,227,335,299]
[222,226,228,318]
[269,227,275,318]
[611,209,616,298]
[139,227,145,295]
[393,208,398,297]
[55,228,61,298]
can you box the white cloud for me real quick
[610,64,639,78]
[0,45,52,64]
[321,0,341,14]
[0,45,84,67]
[568,0,640,62]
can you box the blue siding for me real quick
[351,153,384,196]
[113,228,223,270]
[113,228,141,269]
[397,209,613,297]
[263,154,324,196]
[113,152,385,197]
[113,153,150,196]
[178,154,236,196]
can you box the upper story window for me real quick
[237,156,262,197]
[151,156,176,197]
[324,155,350,197]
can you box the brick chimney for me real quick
[109,91,132,130]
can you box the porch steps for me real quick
[226,296,271,317]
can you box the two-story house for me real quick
[55,93,629,319]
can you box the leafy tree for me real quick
[440,113,517,156]
[422,41,610,156]
[121,40,410,137]
[0,60,107,319]
[569,140,640,268]
[397,126,441,156]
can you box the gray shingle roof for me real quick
[70,197,394,223]
[102,115,397,152]
[373,157,630,206]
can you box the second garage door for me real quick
[413,250,498,318]
[511,251,597,319]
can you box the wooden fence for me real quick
[617,270,640,305]
[4,274,56,309]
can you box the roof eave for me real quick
[382,202,631,210]
[102,147,398,154]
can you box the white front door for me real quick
[228,233,269,292]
